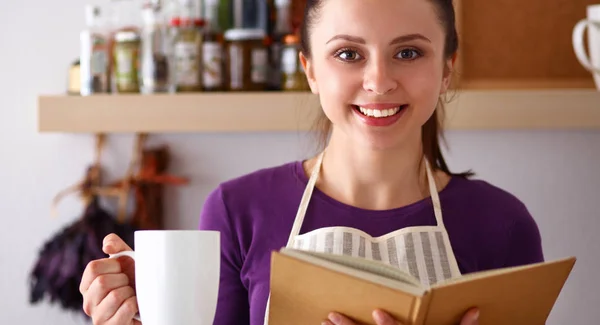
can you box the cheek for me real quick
[315,60,357,91]
[397,61,444,110]
[313,59,360,110]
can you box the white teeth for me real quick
[358,106,402,118]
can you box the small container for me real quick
[172,18,203,92]
[202,0,225,91]
[80,5,109,95]
[281,33,310,91]
[113,30,141,93]
[140,4,171,93]
[224,28,268,91]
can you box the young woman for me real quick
[79,0,544,324]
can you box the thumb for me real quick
[461,308,480,325]
[102,233,133,255]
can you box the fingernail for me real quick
[473,310,480,321]
[328,312,341,324]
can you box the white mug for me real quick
[573,4,600,89]
[110,230,220,325]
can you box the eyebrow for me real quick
[326,34,431,45]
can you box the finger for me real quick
[108,295,139,325]
[460,308,480,325]
[92,286,136,323]
[80,259,122,294]
[103,233,133,255]
[321,321,334,325]
[328,312,357,325]
[372,309,400,325]
[84,273,130,314]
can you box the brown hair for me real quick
[299,0,473,178]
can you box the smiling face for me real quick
[301,0,454,151]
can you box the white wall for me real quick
[1,0,599,324]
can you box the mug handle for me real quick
[573,19,600,73]
[109,251,142,322]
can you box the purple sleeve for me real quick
[199,186,250,325]
[504,205,545,267]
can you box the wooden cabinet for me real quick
[455,0,598,89]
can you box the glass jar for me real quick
[281,33,310,91]
[113,30,141,93]
[172,18,204,92]
[224,28,268,91]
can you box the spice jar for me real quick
[224,28,268,91]
[113,30,141,93]
[172,18,204,92]
[281,33,310,91]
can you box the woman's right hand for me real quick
[80,233,141,325]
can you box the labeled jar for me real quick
[172,18,204,92]
[281,34,310,91]
[224,28,268,91]
[113,30,141,93]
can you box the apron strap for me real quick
[285,151,325,247]
[424,158,445,228]
[264,151,325,325]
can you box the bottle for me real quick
[106,0,143,93]
[80,5,109,96]
[281,33,310,91]
[113,30,141,93]
[267,0,292,91]
[217,0,233,31]
[291,0,306,32]
[172,0,203,92]
[202,0,225,91]
[140,2,171,93]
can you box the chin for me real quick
[351,128,419,152]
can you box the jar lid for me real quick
[284,33,300,45]
[115,30,140,42]
[224,28,266,41]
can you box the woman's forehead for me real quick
[312,0,445,42]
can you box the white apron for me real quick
[263,151,461,325]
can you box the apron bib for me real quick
[263,152,461,324]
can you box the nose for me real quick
[363,58,397,95]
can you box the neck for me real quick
[314,129,433,211]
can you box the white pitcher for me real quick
[573,4,600,90]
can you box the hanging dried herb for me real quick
[28,134,188,316]
[28,196,137,314]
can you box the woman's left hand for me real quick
[322,308,480,325]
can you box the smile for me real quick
[352,105,408,118]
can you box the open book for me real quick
[268,248,576,325]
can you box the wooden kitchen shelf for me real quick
[37,90,600,133]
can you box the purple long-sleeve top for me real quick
[198,161,544,325]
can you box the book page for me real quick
[431,256,576,289]
[281,248,423,289]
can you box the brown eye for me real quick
[335,49,362,62]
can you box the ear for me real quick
[300,52,319,95]
[440,53,457,94]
